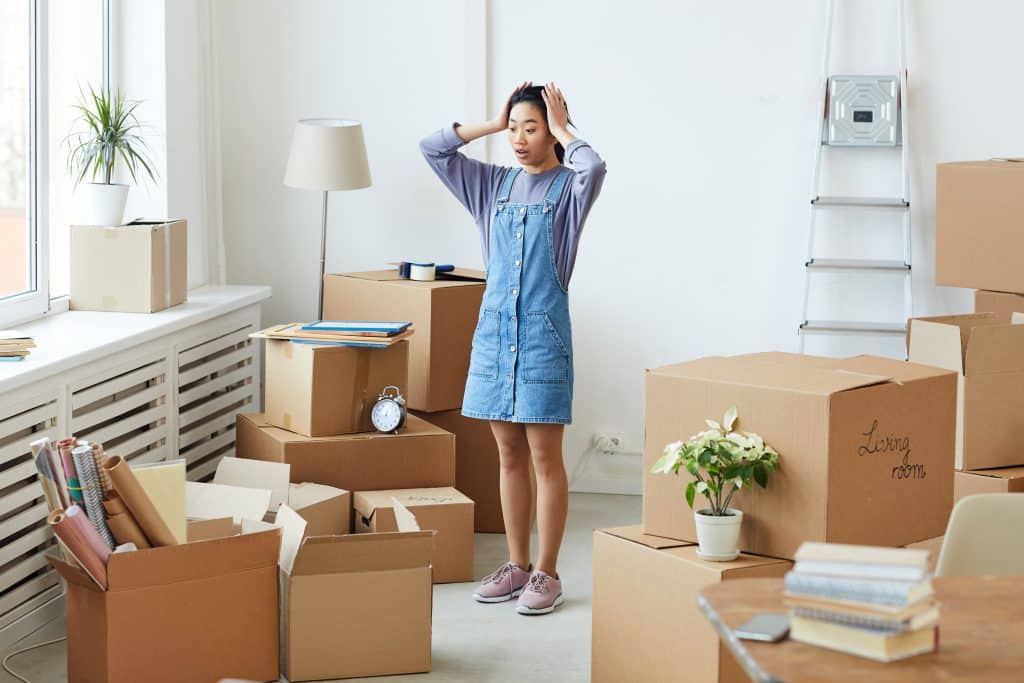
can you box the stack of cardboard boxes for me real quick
[909,159,1024,515]
[592,352,958,682]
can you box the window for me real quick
[0,0,107,328]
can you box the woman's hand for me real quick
[492,81,531,133]
[541,82,571,138]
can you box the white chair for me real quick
[935,493,1024,577]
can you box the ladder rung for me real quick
[800,320,907,337]
[806,259,910,273]
[812,196,909,209]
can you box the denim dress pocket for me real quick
[468,309,500,380]
[522,312,570,384]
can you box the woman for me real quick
[420,82,606,615]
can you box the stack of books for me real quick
[252,321,414,348]
[0,330,35,361]
[784,542,939,662]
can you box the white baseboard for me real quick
[569,452,642,495]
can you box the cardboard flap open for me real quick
[289,482,347,510]
[45,550,103,592]
[908,318,967,373]
[186,481,272,524]
[214,457,290,510]
[290,531,435,576]
[352,492,380,520]
[598,526,692,550]
[963,322,1024,375]
[275,504,308,574]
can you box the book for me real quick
[301,321,412,336]
[251,323,415,347]
[784,572,933,609]
[784,590,935,620]
[789,615,938,662]
[793,542,930,582]
[789,603,940,633]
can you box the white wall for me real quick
[213,0,1024,491]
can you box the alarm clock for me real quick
[371,385,407,433]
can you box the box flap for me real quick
[214,456,290,510]
[967,466,1024,481]
[45,549,103,592]
[289,482,347,510]
[186,517,235,542]
[355,487,471,511]
[352,491,380,519]
[186,481,272,524]
[909,313,1024,376]
[337,268,486,286]
[244,412,447,445]
[963,322,1024,375]
[275,504,308,574]
[290,530,435,576]
[597,526,693,550]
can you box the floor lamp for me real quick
[283,118,372,320]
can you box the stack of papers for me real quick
[0,330,35,361]
[251,321,415,348]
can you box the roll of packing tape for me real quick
[410,262,436,281]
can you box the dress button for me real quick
[514,259,521,267]
[510,345,516,352]
[520,207,526,215]
[508,373,514,380]
[511,315,517,322]
[516,231,522,239]
[512,289,518,296]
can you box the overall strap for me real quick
[496,168,522,204]
[544,167,573,205]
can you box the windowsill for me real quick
[0,284,272,394]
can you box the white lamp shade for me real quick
[283,118,372,190]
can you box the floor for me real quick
[1,492,641,683]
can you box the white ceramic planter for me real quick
[81,182,129,226]
[694,508,743,561]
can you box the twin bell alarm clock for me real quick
[371,385,406,433]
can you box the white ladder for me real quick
[798,0,912,351]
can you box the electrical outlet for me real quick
[593,432,625,454]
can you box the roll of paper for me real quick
[49,507,109,589]
[102,490,151,549]
[57,438,84,504]
[72,445,116,550]
[101,456,178,547]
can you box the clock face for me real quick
[372,399,402,432]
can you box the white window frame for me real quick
[0,0,112,329]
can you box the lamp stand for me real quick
[317,190,328,321]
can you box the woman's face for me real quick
[508,102,556,166]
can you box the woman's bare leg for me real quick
[525,423,567,576]
[491,420,533,568]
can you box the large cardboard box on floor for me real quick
[354,487,474,583]
[412,408,536,532]
[262,337,409,437]
[955,467,1024,502]
[936,159,1024,293]
[277,502,434,681]
[592,526,790,683]
[976,290,1024,319]
[69,219,187,313]
[47,523,281,683]
[908,313,1024,470]
[236,412,455,491]
[642,353,957,560]
[323,269,486,412]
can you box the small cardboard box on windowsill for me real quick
[277,499,434,681]
[69,219,187,313]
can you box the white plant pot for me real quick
[694,508,743,561]
[81,183,129,226]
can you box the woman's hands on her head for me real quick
[492,81,532,133]
[541,83,570,137]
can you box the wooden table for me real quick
[698,577,1024,683]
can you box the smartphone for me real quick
[735,614,790,642]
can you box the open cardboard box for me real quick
[187,457,350,535]
[354,487,474,583]
[976,290,1024,319]
[908,312,1024,470]
[955,466,1024,501]
[592,526,791,683]
[642,352,957,560]
[276,499,435,681]
[259,334,409,437]
[236,412,456,492]
[323,268,485,412]
[47,520,281,683]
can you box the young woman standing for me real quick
[420,82,606,615]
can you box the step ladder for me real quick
[798,0,912,352]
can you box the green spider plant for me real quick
[65,84,157,186]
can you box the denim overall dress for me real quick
[462,166,574,424]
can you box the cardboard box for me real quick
[412,408,536,532]
[955,467,1024,502]
[592,526,791,683]
[277,501,434,681]
[263,337,409,437]
[354,487,473,583]
[70,219,187,313]
[936,160,1024,293]
[976,290,1024,319]
[323,269,486,412]
[909,313,1024,470]
[48,523,281,683]
[236,412,456,492]
[642,352,957,560]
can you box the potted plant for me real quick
[651,405,779,561]
[65,85,156,226]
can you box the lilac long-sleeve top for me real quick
[419,124,607,288]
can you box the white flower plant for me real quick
[651,406,780,517]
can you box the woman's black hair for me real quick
[508,85,573,163]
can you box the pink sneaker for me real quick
[516,570,564,615]
[473,562,532,603]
